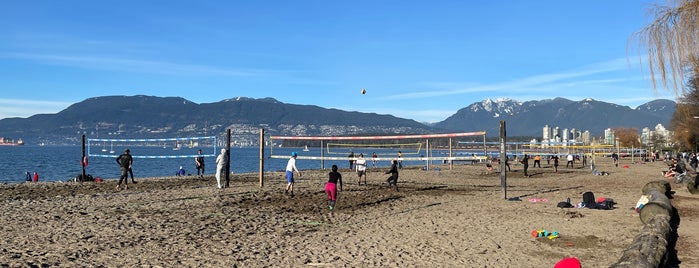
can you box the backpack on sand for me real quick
[582,192,596,207]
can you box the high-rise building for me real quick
[542,125,551,141]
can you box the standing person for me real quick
[582,154,587,167]
[115,148,133,190]
[128,163,136,184]
[195,149,205,178]
[25,171,31,182]
[566,154,574,168]
[285,151,301,196]
[325,165,343,211]
[348,151,355,170]
[215,148,228,189]
[552,155,559,173]
[32,172,39,182]
[397,151,403,169]
[372,152,378,168]
[533,155,541,168]
[521,154,530,177]
[611,152,619,167]
[356,153,367,185]
[385,160,399,191]
[505,156,511,172]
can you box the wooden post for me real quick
[500,121,507,199]
[449,138,453,170]
[259,128,264,188]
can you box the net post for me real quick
[82,134,86,180]
[449,138,453,170]
[225,129,231,188]
[259,128,264,188]
[320,140,325,169]
[499,121,507,199]
[425,139,430,170]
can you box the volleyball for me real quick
[361,88,366,94]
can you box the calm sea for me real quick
[0,145,437,184]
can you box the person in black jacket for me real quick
[116,148,133,190]
[385,160,399,191]
[325,165,343,211]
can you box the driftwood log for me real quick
[611,180,673,268]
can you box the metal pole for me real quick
[321,140,325,170]
[82,134,86,180]
[500,121,508,199]
[225,129,231,188]
[259,128,264,188]
[426,139,430,170]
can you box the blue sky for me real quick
[0,0,676,123]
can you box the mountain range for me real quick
[0,95,675,145]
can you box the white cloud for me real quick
[1,52,267,77]
[0,98,71,119]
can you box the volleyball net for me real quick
[86,136,218,158]
[269,132,487,163]
[326,142,423,155]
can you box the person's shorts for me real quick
[357,170,365,177]
[286,171,294,183]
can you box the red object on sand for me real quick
[623,165,629,168]
[597,197,606,203]
[554,257,581,268]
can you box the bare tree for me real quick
[614,127,642,148]
[633,0,699,95]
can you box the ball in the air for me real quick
[361,88,366,94]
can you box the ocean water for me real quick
[0,145,437,184]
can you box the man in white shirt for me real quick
[285,152,301,196]
[356,153,367,185]
[566,154,574,168]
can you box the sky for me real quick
[0,0,678,123]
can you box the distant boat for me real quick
[109,142,115,154]
[303,145,309,151]
[0,137,24,146]
[101,141,108,152]
[173,141,181,150]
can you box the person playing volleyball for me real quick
[356,153,367,185]
[285,152,301,197]
[325,165,343,211]
[385,160,399,191]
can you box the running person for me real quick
[285,152,301,197]
[325,165,343,211]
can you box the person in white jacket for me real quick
[215,148,228,189]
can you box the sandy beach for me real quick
[1,157,698,267]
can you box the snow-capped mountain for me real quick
[434,98,675,137]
